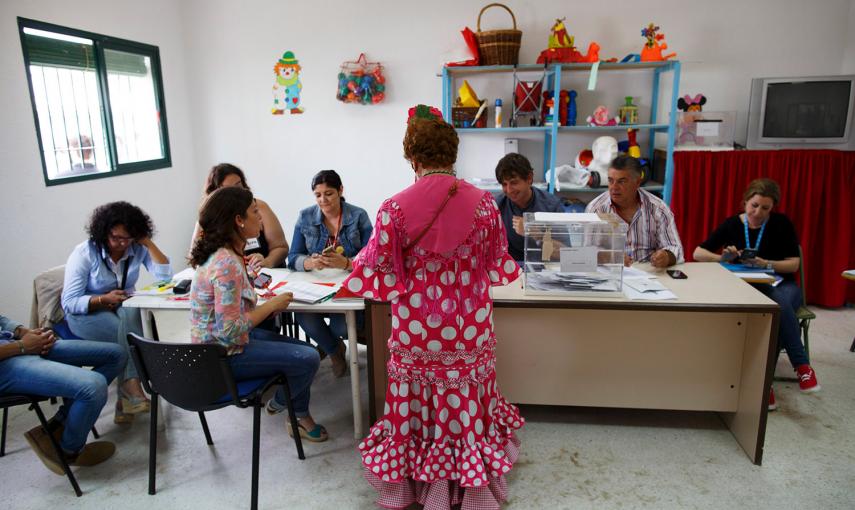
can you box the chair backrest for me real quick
[798,245,807,305]
[128,333,238,412]
[30,264,66,329]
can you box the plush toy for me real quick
[677,94,707,145]
[677,94,706,112]
[586,105,619,127]
[640,23,676,62]
[272,51,304,115]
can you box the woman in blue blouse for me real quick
[61,201,172,423]
[289,170,372,377]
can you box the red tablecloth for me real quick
[670,150,855,307]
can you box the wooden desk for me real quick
[366,263,780,464]
[124,268,366,439]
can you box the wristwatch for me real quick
[766,262,773,270]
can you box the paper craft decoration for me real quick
[272,51,304,115]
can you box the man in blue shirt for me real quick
[0,313,125,474]
[494,153,566,261]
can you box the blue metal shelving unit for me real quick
[441,61,682,204]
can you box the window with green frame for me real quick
[18,18,171,186]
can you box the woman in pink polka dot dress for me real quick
[344,105,523,510]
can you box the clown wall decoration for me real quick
[272,51,304,115]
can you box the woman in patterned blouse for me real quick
[189,186,328,442]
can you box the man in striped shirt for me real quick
[585,155,684,268]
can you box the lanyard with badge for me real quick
[742,217,766,255]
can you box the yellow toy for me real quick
[458,80,481,108]
[548,18,574,49]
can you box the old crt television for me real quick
[746,75,855,150]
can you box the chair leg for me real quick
[32,400,82,497]
[802,322,810,361]
[1,406,7,457]
[198,412,214,445]
[148,393,158,495]
[280,380,305,460]
[91,427,99,440]
[251,405,261,510]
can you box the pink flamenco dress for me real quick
[342,174,523,510]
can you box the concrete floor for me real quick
[2,306,854,509]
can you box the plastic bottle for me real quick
[494,99,503,128]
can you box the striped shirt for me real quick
[585,189,684,264]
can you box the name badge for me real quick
[245,237,261,251]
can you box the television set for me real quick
[746,75,855,150]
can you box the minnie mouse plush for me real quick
[677,94,707,144]
[677,94,706,112]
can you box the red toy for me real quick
[536,19,601,64]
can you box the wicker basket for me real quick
[452,104,488,128]
[475,3,522,66]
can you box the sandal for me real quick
[114,401,134,425]
[119,393,151,415]
[287,421,329,443]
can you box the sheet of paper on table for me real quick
[268,280,341,304]
[622,277,677,300]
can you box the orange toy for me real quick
[640,23,676,62]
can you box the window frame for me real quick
[18,17,171,186]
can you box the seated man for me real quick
[494,153,565,262]
[0,313,125,474]
[585,155,684,268]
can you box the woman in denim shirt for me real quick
[288,170,372,377]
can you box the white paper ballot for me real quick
[559,246,597,273]
[696,121,720,137]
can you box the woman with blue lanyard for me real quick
[288,170,372,378]
[61,202,172,423]
[693,178,819,410]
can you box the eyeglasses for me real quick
[108,234,134,243]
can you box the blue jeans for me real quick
[227,328,320,418]
[753,281,809,367]
[65,306,142,382]
[0,340,126,453]
[295,312,363,356]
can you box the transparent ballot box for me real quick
[522,212,627,297]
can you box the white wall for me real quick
[1,0,852,321]
[0,0,199,321]
[844,0,855,73]
[179,0,853,239]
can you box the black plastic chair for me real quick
[0,394,85,496]
[127,333,304,510]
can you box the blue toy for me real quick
[567,90,578,126]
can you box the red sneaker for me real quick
[796,364,821,393]
[768,388,778,411]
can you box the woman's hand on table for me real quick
[269,292,294,313]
